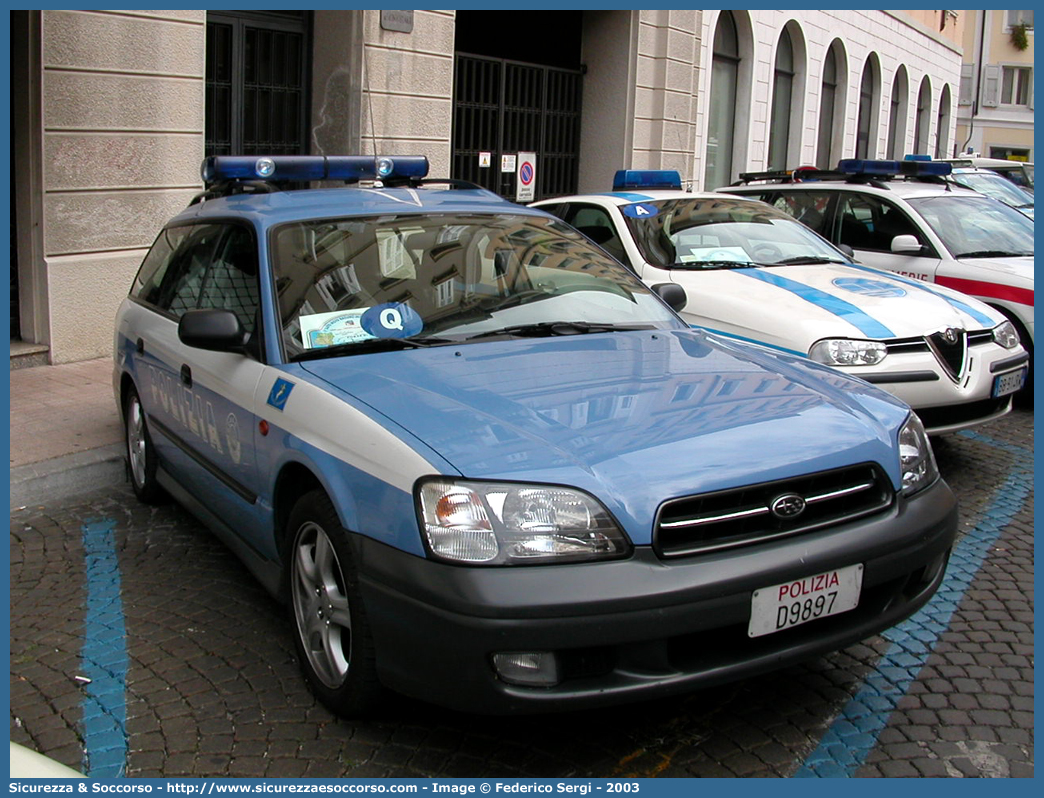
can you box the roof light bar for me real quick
[612,169,683,191]
[200,155,430,185]
[838,159,951,178]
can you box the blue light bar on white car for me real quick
[200,155,430,185]
[612,169,683,191]
[838,159,951,178]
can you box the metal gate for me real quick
[452,54,582,201]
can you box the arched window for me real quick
[816,46,839,169]
[913,76,931,155]
[704,12,740,189]
[768,29,795,170]
[855,58,877,158]
[935,85,952,158]
[887,67,909,160]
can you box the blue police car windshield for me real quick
[621,197,846,269]
[271,213,680,359]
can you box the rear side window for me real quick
[131,226,191,306]
[131,224,227,318]
[753,191,834,238]
[560,204,630,266]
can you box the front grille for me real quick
[888,329,993,362]
[654,463,893,559]
[927,328,967,380]
[968,330,994,347]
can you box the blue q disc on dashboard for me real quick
[360,303,424,339]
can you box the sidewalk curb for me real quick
[10,444,126,509]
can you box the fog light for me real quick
[492,652,560,687]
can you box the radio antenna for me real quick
[362,41,379,176]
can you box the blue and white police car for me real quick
[533,168,1029,434]
[114,155,957,716]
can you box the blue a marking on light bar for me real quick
[200,155,429,185]
[737,269,895,338]
[612,169,682,191]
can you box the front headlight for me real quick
[898,414,939,497]
[809,338,887,367]
[417,478,630,565]
[992,320,1020,349]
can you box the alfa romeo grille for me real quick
[654,463,893,558]
[926,328,967,380]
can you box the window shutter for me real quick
[959,63,974,105]
[981,64,1000,107]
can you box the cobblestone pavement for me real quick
[10,407,1033,779]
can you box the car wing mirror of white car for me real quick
[178,308,249,353]
[890,234,926,255]
[652,282,687,312]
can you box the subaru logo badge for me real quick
[770,493,806,519]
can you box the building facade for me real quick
[10,9,964,365]
[954,9,1035,161]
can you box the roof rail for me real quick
[732,159,952,189]
[733,166,843,185]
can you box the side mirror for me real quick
[178,309,248,353]
[652,282,687,312]
[836,243,855,259]
[891,234,925,255]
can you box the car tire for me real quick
[287,489,383,717]
[124,387,166,504]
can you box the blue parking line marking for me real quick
[793,430,1030,777]
[81,518,128,778]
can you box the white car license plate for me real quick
[748,564,864,638]
[992,368,1026,398]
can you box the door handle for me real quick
[180,364,192,387]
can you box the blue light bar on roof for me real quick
[200,155,430,185]
[837,158,951,178]
[904,154,932,162]
[612,169,682,191]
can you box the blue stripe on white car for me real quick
[844,263,996,327]
[737,269,895,339]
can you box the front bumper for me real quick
[354,478,958,714]
[853,348,1028,434]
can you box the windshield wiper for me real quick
[772,255,848,265]
[290,335,455,362]
[673,259,762,270]
[956,250,1033,258]
[465,321,650,341]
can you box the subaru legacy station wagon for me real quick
[114,155,958,715]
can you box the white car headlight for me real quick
[809,339,888,367]
[898,414,940,497]
[417,479,630,565]
[992,320,1020,349]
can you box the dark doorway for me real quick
[452,12,584,201]
[205,11,311,156]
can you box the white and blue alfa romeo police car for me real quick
[114,155,957,716]
[532,170,1028,434]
